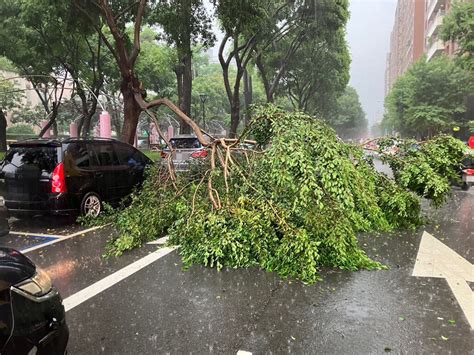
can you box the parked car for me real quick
[0,138,152,217]
[0,196,9,237]
[0,247,68,354]
[160,135,209,171]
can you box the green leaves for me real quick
[383,56,473,138]
[440,1,474,71]
[88,106,466,284]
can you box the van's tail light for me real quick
[463,169,474,176]
[191,150,208,159]
[51,163,67,193]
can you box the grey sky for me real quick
[346,0,397,126]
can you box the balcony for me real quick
[427,39,445,61]
[426,10,445,39]
[427,0,443,22]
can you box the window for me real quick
[64,143,94,168]
[170,138,201,149]
[114,144,134,165]
[115,143,147,167]
[4,146,59,173]
[92,144,119,166]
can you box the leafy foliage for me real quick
[440,0,474,71]
[6,123,35,135]
[85,106,466,283]
[328,86,367,139]
[383,56,473,138]
[378,135,467,207]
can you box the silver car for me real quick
[161,135,208,171]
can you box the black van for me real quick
[0,138,152,217]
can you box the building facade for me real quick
[385,0,461,95]
[425,0,458,61]
[385,0,426,95]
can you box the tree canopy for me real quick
[328,86,367,139]
[440,0,474,70]
[383,56,472,138]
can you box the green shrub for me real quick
[7,123,35,135]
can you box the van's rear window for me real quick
[4,146,59,172]
[170,138,201,149]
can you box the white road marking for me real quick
[412,231,474,329]
[10,231,64,238]
[237,351,252,355]
[147,236,169,245]
[21,225,105,254]
[63,246,176,312]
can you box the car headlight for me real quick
[16,268,52,297]
[0,196,4,207]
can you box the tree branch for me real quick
[129,0,147,66]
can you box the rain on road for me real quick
[1,188,472,354]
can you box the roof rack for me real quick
[62,137,117,142]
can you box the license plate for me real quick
[462,175,474,183]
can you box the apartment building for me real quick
[385,0,461,95]
[385,0,426,95]
[425,0,458,61]
[0,70,73,126]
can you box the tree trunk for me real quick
[52,121,58,137]
[180,53,192,134]
[81,96,99,137]
[229,103,240,139]
[243,69,253,127]
[38,103,59,138]
[255,55,273,103]
[77,115,85,137]
[120,78,142,144]
[0,110,7,152]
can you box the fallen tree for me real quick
[84,105,467,283]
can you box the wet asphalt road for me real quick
[0,189,472,354]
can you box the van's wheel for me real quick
[461,182,470,191]
[80,192,102,217]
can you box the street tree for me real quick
[254,0,350,104]
[0,0,105,137]
[214,0,280,137]
[329,86,367,139]
[440,0,474,70]
[150,0,215,133]
[135,27,177,99]
[383,56,472,138]
[279,28,350,117]
[72,0,148,144]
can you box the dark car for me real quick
[0,196,9,237]
[0,138,152,217]
[0,247,68,354]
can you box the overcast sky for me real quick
[346,0,397,126]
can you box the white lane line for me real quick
[412,231,474,329]
[22,225,105,254]
[10,231,65,238]
[63,246,176,312]
[237,351,252,355]
[147,236,169,245]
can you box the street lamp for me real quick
[199,93,208,130]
